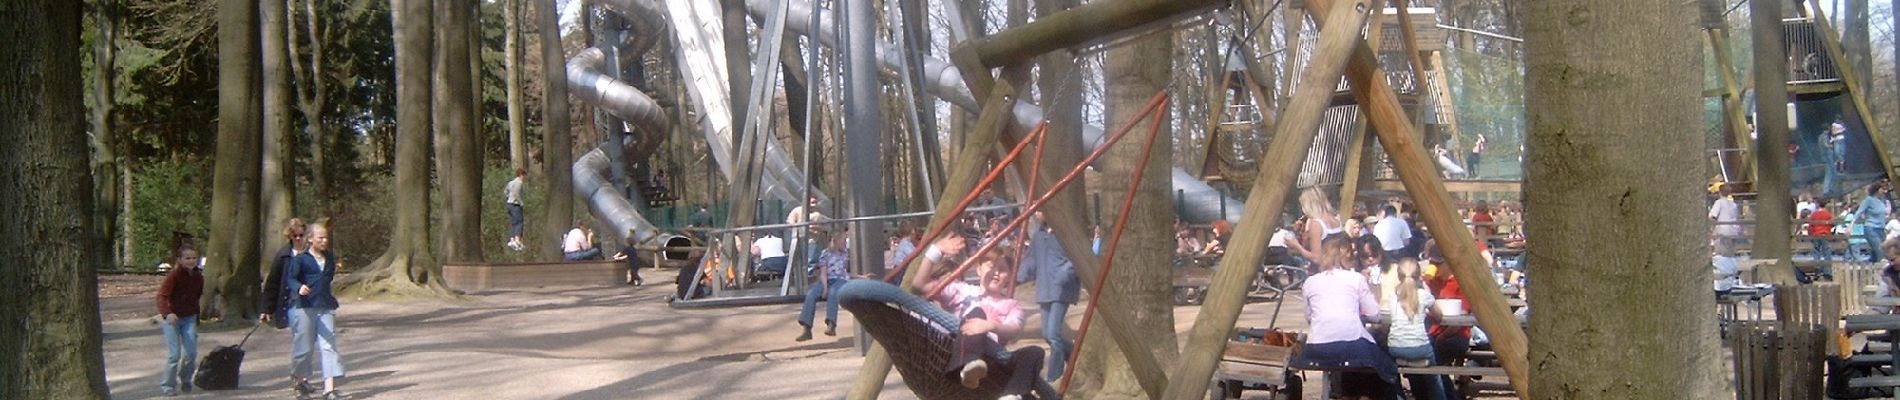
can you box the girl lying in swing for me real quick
[918,250,1046,400]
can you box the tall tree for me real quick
[203,0,265,320]
[538,0,575,260]
[88,0,127,269]
[1072,28,1179,397]
[0,0,111,396]
[1524,0,1724,398]
[261,0,296,276]
[1753,0,1800,285]
[1845,0,1872,96]
[436,0,484,263]
[342,0,448,295]
[289,0,330,196]
[504,0,528,173]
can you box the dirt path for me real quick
[101,273,1512,399]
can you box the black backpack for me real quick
[193,325,258,391]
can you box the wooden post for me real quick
[848,81,1019,399]
[1161,1,1375,398]
[1805,0,1898,178]
[1279,7,1304,103]
[1338,3,1387,213]
[1304,0,1533,395]
[1708,28,1755,179]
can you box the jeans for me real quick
[506,203,524,238]
[1814,238,1833,261]
[159,315,198,393]
[1869,226,1889,262]
[564,248,602,261]
[1388,344,1446,400]
[289,307,346,380]
[1040,302,1073,381]
[798,278,848,326]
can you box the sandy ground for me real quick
[101,272,1515,400]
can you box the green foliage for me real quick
[129,159,212,271]
[298,172,394,270]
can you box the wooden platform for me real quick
[442,260,627,292]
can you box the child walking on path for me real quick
[156,241,204,396]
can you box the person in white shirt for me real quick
[1885,216,1899,243]
[1709,185,1742,254]
[504,168,526,251]
[1373,205,1414,260]
[752,232,789,278]
[563,222,600,261]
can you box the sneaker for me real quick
[324,390,344,400]
[293,380,316,397]
[959,360,988,388]
[998,395,1022,400]
[159,388,179,397]
[795,328,813,342]
[824,321,836,336]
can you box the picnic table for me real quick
[1843,314,1900,391]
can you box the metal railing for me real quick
[1783,18,1842,84]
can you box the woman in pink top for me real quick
[1290,235,1399,399]
[925,252,1044,398]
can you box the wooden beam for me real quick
[963,0,1226,69]
[1161,1,1375,398]
[1805,1,1897,177]
[1708,28,1755,180]
[1429,51,1463,152]
[1306,0,1533,395]
[848,81,1020,399]
[1789,81,1847,94]
[1279,7,1305,103]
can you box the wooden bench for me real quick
[1396,365,1507,377]
[1845,314,1900,393]
[442,260,629,292]
[1211,340,1298,399]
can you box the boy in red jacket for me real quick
[156,243,204,396]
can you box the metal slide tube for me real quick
[597,0,826,206]
[747,0,1242,223]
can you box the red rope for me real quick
[1058,90,1170,395]
[1006,121,1050,298]
[920,91,1171,300]
[881,123,1049,284]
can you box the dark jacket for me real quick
[156,265,204,317]
[1018,229,1080,304]
[258,244,298,315]
[287,251,341,310]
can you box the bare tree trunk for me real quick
[0,1,110,396]
[1073,28,1179,398]
[505,0,527,174]
[1845,0,1872,96]
[342,0,449,296]
[538,0,575,260]
[89,0,124,269]
[1753,0,1800,285]
[1524,0,1725,397]
[289,0,329,198]
[204,0,264,321]
[435,0,483,263]
[261,0,296,278]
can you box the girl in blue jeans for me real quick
[797,233,853,341]
[156,241,204,396]
[289,221,347,400]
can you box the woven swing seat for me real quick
[834,280,1061,400]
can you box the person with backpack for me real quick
[156,239,204,396]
